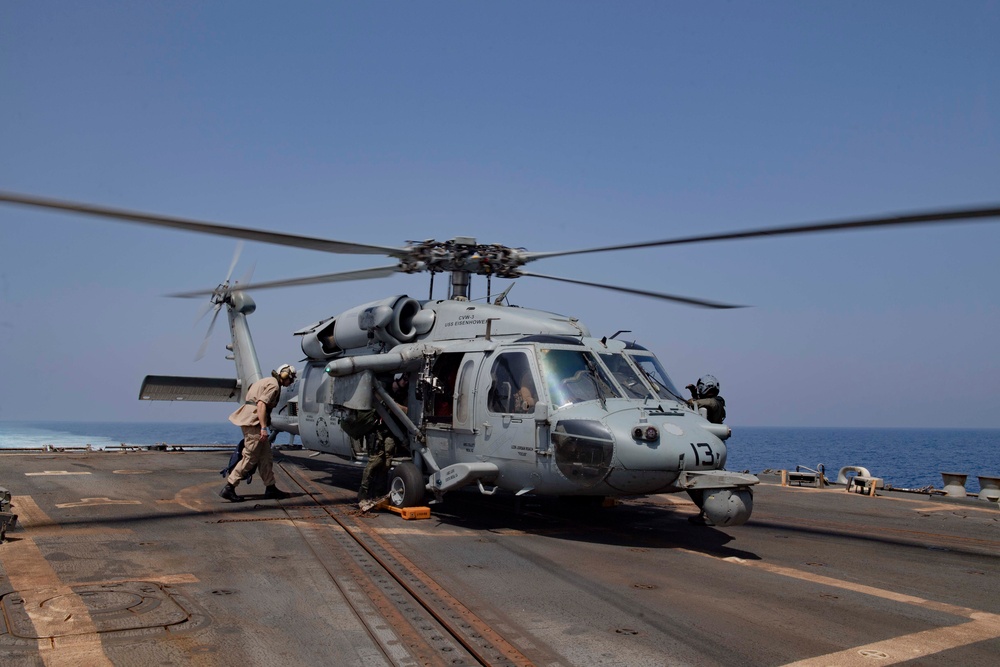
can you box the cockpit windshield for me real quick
[539,348,622,407]
[626,352,684,401]
[598,353,653,400]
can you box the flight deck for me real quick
[1,447,998,666]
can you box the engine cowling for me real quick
[297,296,432,359]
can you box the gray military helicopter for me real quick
[3,192,999,526]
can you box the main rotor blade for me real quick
[167,264,401,298]
[519,270,745,309]
[0,191,409,258]
[524,204,1000,261]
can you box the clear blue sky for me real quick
[1,2,998,427]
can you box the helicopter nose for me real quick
[614,431,675,470]
[608,413,721,471]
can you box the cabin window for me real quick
[427,353,463,422]
[599,353,653,400]
[302,365,329,413]
[487,351,538,414]
[455,358,475,424]
[540,348,622,407]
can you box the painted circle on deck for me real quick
[44,590,144,613]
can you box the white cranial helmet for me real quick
[696,375,719,397]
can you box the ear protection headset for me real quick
[275,364,297,382]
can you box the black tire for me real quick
[388,462,426,508]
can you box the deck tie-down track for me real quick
[274,461,537,667]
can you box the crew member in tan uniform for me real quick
[219,364,296,502]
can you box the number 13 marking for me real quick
[689,442,715,466]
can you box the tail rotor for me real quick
[193,243,244,361]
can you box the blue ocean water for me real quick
[0,421,238,450]
[725,427,1000,494]
[2,421,998,493]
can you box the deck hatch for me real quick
[0,581,209,640]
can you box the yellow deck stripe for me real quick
[0,527,113,666]
[9,494,59,530]
[680,549,1000,664]
[783,613,1000,666]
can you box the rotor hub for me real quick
[402,239,527,278]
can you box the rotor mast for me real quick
[450,268,471,300]
[447,236,476,300]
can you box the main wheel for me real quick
[388,462,426,508]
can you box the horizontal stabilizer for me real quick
[139,375,240,402]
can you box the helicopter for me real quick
[3,191,999,526]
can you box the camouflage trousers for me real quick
[358,432,398,500]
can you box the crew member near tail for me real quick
[685,374,726,424]
[219,364,296,502]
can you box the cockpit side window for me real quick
[598,353,653,400]
[487,351,538,414]
[627,352,683,401]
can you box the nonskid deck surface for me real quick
[1,449,998,666]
